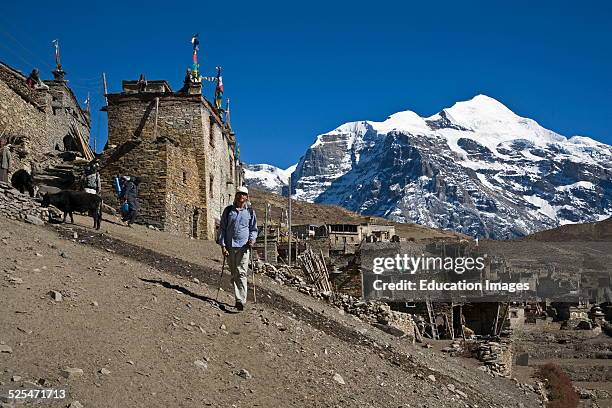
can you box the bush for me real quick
[538,363,579,408]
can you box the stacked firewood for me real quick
[298,247,332,292]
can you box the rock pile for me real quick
[256,261,420,341]
[474,340,511,376]
[441,340,464,355]
[0,181,50,224]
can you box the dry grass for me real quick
[519,217,612,242]
[248,188,465,241]
[537,363,579,408]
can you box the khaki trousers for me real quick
[227,247,250,304]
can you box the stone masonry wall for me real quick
[0,64,49,172]
[0,181,51,224]
[99,140,168,229]
[165,144,202,237]
[103,91,236,240]
[0,63,90,173]
[44,81,90,153]
[205,110,236,238]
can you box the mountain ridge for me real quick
[245,94,612,239]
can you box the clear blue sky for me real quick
[1,0,610,168]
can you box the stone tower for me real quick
[99,75,240,239]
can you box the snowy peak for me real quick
[288,94,612,239]
[445,94,516,120]
[244,163,296,194]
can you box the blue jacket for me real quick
[218,204,258,248]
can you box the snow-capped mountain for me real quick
[244,163,296,194]
[287,95,612,239]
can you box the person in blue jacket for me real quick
[218,186,258,311]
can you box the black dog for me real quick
[11,169,35,197]
[41,190,103,230]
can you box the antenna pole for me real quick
[102,72,108,105]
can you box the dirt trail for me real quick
[1,216,540,407]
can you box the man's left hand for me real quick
[248,240,255,248]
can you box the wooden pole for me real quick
[288,175,292,267]
[102,73,108,106]
[264,202,269,263]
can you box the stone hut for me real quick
[99,76,241,239]
[0,61,91,172]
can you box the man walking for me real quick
[0,140,11,183]
[218,186,258,311]
[121,176,141,226]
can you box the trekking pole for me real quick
[250,248,257,303]
[215,255,226,301]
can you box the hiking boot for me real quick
[235,301,244,311]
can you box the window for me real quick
[209,116,215,147]
[209,174,214,198]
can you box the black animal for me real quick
[11,169,35,197]
[41,190,103,230]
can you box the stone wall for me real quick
[204,108,236,237]
[0,62,90,173]
[165,144,202,237]
[99,140,168,229]
[102,86,236,240]
[0,63,49,172]
[0,181,50,224]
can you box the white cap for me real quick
[237,186,249,195]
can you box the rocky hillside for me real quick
[0,215,541,407]
[519,216,612,242]
[282,95,612,239]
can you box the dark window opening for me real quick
[209,116,215,147]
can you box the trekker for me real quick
[0,140,11,183]
[218,186,258,311]
[121,176,141,226]
[82,163,101,195]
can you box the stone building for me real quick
[99,76,241,240]
[0,61,91,171]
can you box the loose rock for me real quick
[194,360,208,370]
[333,373,345,385]
[237,369,252,379]
[48,290,63,302]
[61,367,84,379]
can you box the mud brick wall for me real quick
[0,63,90,173]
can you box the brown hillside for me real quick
[519,217,612,242]
[248,188,464,241]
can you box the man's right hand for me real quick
[222,246,229,257]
